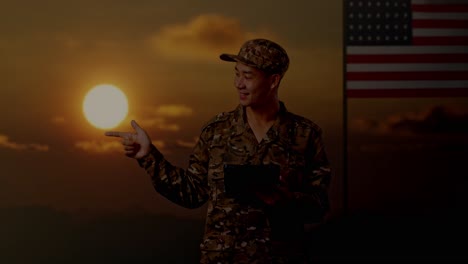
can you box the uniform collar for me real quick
[233,101,289,143]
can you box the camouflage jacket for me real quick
[137,101,331,261]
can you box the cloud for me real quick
[137,117,180,132]
[351,105,468,135]
[389,105,468,134]
[75,140,165,153]
[153,104,193,117]
[149,13,276,62]
[350,118,387,134]
[0,134,49,152]
[75,140,122,153]
[50,116,66,124]
[152,140,165,149]
[175,138,198,149]
[136,104,194,132]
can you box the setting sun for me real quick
[83,84,129,129]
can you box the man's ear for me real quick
[270,74,281,89]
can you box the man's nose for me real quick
[235,77,245,89]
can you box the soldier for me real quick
[105,38,331,263]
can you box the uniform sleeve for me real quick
[295,128,332,223]
[136,132,210,209]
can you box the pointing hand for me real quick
[105,120,151,159]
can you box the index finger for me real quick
[104,131,130,138]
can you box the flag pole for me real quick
[342,0,349,217]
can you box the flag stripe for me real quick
[347,63,468,72]
[414,28,468,36]
[413,36,468,45]
[347,54,468,63]
[413,19,468,28]
[413,28,468,37]
[348,80,468,89]
[347,71,468,81]
[347,46,468,54]
[412,0,468,4]
[412,4,468,12]
[347,88,468,98]
[413,12,468,20]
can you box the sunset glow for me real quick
[83,84,128,129]
[3,1,468,262]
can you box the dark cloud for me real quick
[390,105,468,134]
[351,105,468,135]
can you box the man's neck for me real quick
[245,101,280,125]
[245,101,280,142]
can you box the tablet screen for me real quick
[223,164,280,197]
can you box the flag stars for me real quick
[346,0,412,45]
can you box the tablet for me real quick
[223,163,280,197]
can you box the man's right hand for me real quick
[105,120,152,159]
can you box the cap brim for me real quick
[219,53,238,62]
[219,54,259,69]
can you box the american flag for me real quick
[345,0,468,98]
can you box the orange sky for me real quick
[0,0,343,217]
[1,0,467,220]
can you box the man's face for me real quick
[234,62,276,108]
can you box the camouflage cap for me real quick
[220,39,289,76]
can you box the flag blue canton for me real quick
[346,0,412,45]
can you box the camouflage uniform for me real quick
[137,101,332,263]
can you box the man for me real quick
[105,38,331,263]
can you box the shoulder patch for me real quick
[201,111,231,132]
[289,112,323,134]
